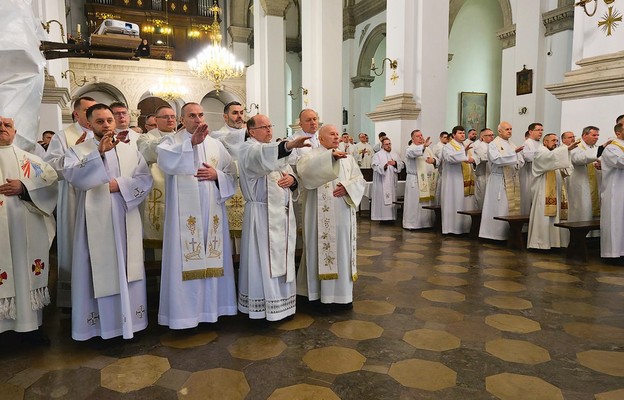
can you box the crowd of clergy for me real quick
[0,101,366,345]
[369,117,624,262]
[2,97,623,345]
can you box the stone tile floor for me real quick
[1,217,623,399]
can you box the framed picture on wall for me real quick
[459,92,487,133]
[516,65,533,95]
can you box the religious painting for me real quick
[516,66,533,95]
[459,92,487,133]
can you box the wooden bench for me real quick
[554,219,601,262]
[493,215,530,250]
[457,210,482,239]
[422,205,442,233]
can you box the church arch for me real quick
[355,23,386,81]
[449,0,512,33]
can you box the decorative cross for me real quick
[598,6,622,36]
[87,312,100,326]
[189,237,198,252]
[136,305,145,318]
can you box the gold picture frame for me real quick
[516,65,533,96]
[459,92,487,133]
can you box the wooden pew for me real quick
[457,210,482,239]
[422,205,442,234]
[554,219,600,262]
[493,215,530,250]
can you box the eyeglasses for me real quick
[156,115,176,120]
[113,111,128,116]
[250,125,274,131]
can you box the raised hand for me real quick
[98,132,119,155]
[285,135,312,150]
[277,172,295,188]
[195,162,218,181]
[191,123,210,146]
[332,150,348,160]
[0,179,23,196]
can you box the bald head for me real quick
[318,124,341,149]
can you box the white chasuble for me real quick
[266,170,296,282]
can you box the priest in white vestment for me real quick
[64,104,152,341]
[600,124,624,258]
[440,126,477,234]
[431,132,450,206]
[472,129,495,209]
[402,130,438,229]
[479,122,524,240]
[44,96,97,309]
[527,133,577,250]
[156,103,237,329]
[110,102,140,148]
[371,137,404,221]
[209,101,247,253]
[519,123,544,215]
[237,115,310,321]
[297,124,365,309]
[137,105,177,243]
[0,116,57,340]
[353,133,374,168]
[569,126,606,229]
[288,109,320,165]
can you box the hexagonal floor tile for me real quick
[268,383,340,400]
[330,320,383,340]
[303,346,365,375]
[564,322,624,343]
[532,261,569,270]
[486,373,563,400]
[486,339,550,364]
[403,329,460,351]
[178,368,249,400]
[0,382,24,400]
[596,388,624,400]
[414,306,464,324]
[101,355,170,393]
[485,296,532,310]
[436,255,469,263]
[551,301,613,318]
[542,285,592,298]
[483,269,523,278]
[577,350,624,377]
[537,272,580,283]
[357,249,382,257]
[427,275,468,287]
[485,314,541,334]
[421,289,465,303]
[484,280,526,293]
[227,336,287,361]
[370,236,396,242]
[277,314,314,331]
[434,264,469,274]
[388,359,456,391]
[353,300,396,315]
[160,331,218,349]
[596,276,624,286]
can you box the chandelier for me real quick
[188,0,245,93]
[151,56,189,101]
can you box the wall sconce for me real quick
[288,87,308,100]
[370,57,399,83]
[244,103,260,115]
[575,0,597,17]
[41,19,66,42]
[518,107,528,115]
[61,70,88,87]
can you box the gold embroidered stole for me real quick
[450,140,474,196]
[0,147,55,319]
[544,170,558,217]
[494,138,521,213]
[560,171,569,220]
[179,136,224,280]
[578,141,600,218]
[416,147,437,202]
[317,182,338,280]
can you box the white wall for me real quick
[447,0,503,131]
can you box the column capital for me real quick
[351,75,374,88]
[496,24,516,49]
[42,71,71,106]
[366,93,421,122]
[260,0,291,17]
[542,4,574,36]
[228,25,253,43]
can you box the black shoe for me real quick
[334,302,353,311]
[315,303,333,314]
[21,328,50,346]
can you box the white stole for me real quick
[72,141,144,298]
[267,170,296,282]
[178,138,225,280]
[378,150,397,205]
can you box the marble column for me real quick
[249,0,289,136]
[367,0,449,152]
[301,0,343,126]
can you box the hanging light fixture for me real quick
[188,0,245,94]
[150,0,188,101]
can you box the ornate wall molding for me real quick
[542,4,574,36]
[42,72,70,106]
[343,1,356,41]
[366,93,421,122]
[496,24,516,49]
[228,25,253,43]
[545,51,624,100]
[351,0,386,27]
[351,75,375,89]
